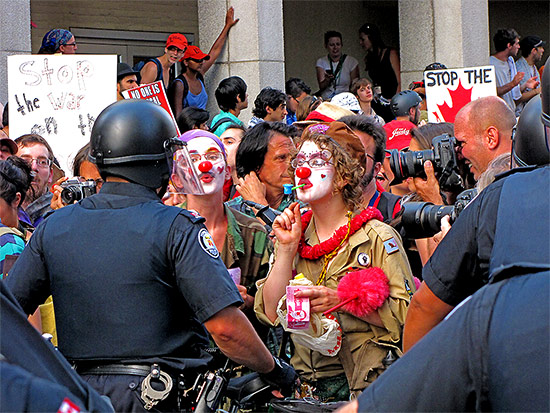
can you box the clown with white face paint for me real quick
[177,130,273,320]
[292,140,336,205]
[256,128,416,400]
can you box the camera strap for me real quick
[328,54,347,86]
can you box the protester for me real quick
[350,78,385,124]
[227,122,298,219]
[176,107,210,133]
[249,88,288,127]
[295,95,322,122]
[316,31,359,99]
[140,32,188,90]
[219,124,246,199]
[514,35,545,116]
[168,7,239,117]
[210,76,248,136]
[285,78,312,125]
[15,134,56,227]
[116,63,139,101]
[38,29,77,54]
[255,128,415,400]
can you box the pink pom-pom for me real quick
[413,276,421,291]
[337,267,390,317]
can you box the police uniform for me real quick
[6,182,243,411]
[423,166,550,306]
[255,215,415,397]
[357,270,550,412]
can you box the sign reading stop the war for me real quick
[424,66,497,123]
[8,54,117,174]
[121,81,179,134]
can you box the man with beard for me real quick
[15,134,55,227]
[177,130,272,323]
[336,116,401,222]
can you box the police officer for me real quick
[402,57,550,352]
[5,100,296,411]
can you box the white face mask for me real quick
[294,141,335,204]
[186,137,227,195]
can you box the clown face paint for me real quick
[295,140,335,204]
[186,136,228,195]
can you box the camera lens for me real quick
[401,202,454,239]
[60,186,83,205]
[388,149,435,185]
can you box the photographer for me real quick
[402,61,550,353]
[50,143,103,210]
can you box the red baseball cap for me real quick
[166,33,188,50]
[183,45,210,61]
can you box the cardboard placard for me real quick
[121,81,179,134]
[8,54,117,175]
[425,66,497,123]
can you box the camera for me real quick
[401,188,477,238]
[60,178,97,205]
[388,134,463,191]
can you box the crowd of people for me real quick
[0,18,549,413]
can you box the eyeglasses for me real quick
[188,58,204,63]
[64,42,77,47]
[189,152,223,163]
[21,156,52,168]
[291,151,333,169]
[366,153,376,162]
[167,46,186,54]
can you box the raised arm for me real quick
[201,7,239,74]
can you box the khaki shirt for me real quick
[255,217,414,383]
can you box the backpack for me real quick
[133,58,162,84]
[209,116,235,135]
[167,72,205,114]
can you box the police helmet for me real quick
[390,90,422,117]
[90,100,177,189]
[512,95,549,166]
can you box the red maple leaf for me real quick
[432,79,473,123]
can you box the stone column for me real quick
[198,0,285,125]
[0,0,31,105]
[398,0,489,89]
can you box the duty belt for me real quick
[76,363,173,410]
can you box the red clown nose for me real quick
[198,161,212,173]
[295,167,311,178]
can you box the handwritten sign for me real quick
[121,81,179,134]
[425,66,497,123]
[8,55,117,174]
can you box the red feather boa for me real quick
[337,267,390,316]
[298,207,383,260]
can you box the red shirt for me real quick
[383,120,416,151]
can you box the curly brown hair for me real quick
[290,133,363,211]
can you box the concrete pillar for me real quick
[198,0,285,125]
[0,0,31,106]
[398,0,489,89]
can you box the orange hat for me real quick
[166,33,188,50]
[183,45,210,61]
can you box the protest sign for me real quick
[121,81,179,134]
[425,66,497,123]
[8,54,117,174]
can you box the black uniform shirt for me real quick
[6,182,242,368]
[357,271,550,412]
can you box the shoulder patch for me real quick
[198,228,220,258]
[180,209,206,224]
[383,238,399,255]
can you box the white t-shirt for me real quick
[316,55,359,99]
[490,55,521,112]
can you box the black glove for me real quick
[260,355,298,397]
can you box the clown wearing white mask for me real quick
[254,125,415,401]
[177,130,273,325]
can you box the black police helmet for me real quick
[513,95,549,166]
[90,100,177,189]
[390,90,422,117]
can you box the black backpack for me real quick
[167,72,205,114]
[133,58,162,84]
